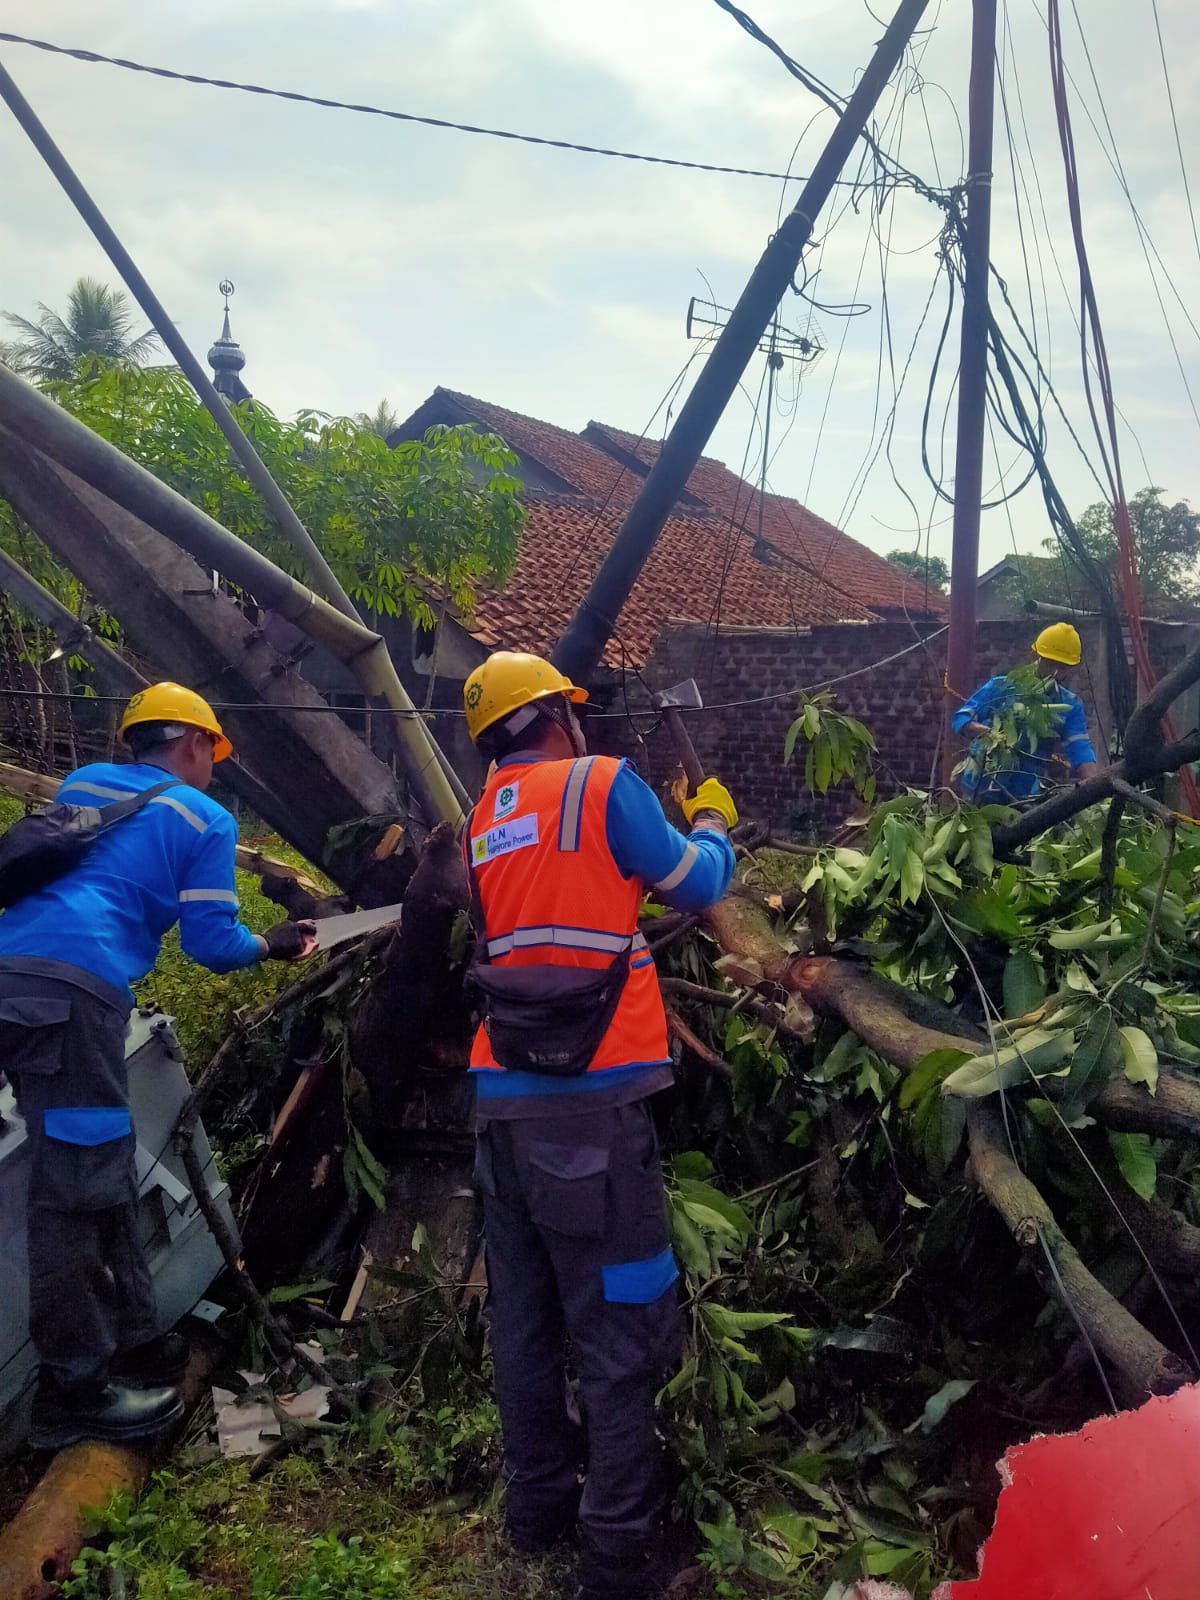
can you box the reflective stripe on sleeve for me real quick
[179,888,240,906]
[149,793,208,833]
[486,925,646,958]
[557,756,597,853]
[58,780,134,801]
[654,842,699,894]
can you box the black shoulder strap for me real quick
[92,779,180,829]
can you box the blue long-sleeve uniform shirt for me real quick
[951,675,1097,801]
[603,759,735,909]
[0,761,262,1002]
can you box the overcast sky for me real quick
[2,0,1197,579]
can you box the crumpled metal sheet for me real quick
[935,1382,1200,1599]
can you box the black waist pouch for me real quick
[468,949,631,1077]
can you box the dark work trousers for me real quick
[1,969,157,1391]
[475,1100,682,1556]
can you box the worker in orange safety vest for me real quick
[462,650,737,1600]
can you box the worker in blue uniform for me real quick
[462,652,737,1600]
[952,623,1100,803]
[0,684,317,1450]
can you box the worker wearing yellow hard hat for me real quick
[117,681,234,762]
[951,622,1100,802]
[0,683,318,1452]
[460,650,736,1588]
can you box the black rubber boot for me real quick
[111,1331,191,1386]
[29,1379,184,1450]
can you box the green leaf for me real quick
[267,1279,335,1304]
[1108,1130,1157,1201]
[702,1305,791,1336]
[913,1377,976,1432]
[1003,950,1045,1018]
[899,1047,971,1111]
[1057,1009,1120,1122]
[1119,1026,1159,1094]
[675,1179,753,1240]
[951,886,1024,940]
[900,849,924,906]
[942,1027,1072,1098]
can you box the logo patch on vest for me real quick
[493,780,519,822]
[471,813,539,865]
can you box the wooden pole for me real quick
[942,0,998,782]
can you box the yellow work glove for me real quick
[682,778,739,830]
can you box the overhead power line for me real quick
[0,31,845,187]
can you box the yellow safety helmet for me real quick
[463,651,587,742]
[1033,622,1082,667]
[117,682,233,762]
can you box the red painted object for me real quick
[935,1383,1200,1600]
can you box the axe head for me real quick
[654,677,704,712]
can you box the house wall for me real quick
[633,618,1198,832]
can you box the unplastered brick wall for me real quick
[634,617,1134,833]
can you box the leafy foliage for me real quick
[1,277,159,381]
[784,692,877,802]
[993,487,1200,612]
[22,362,524,626]
[886,549,950,593]
[952,661,1072,792]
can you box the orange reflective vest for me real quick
[468,755,668,1075]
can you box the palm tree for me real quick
[2,277,160,381]
[355,399,400,439]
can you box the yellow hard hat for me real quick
[1033,622,1082,667]
[117,682,233,762]
[463,651,587,742]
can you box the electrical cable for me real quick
[0,30,863,189]
[1148,0,1200,280]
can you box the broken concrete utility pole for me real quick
[551,0,931,683]
[942,0,998,784]
[0,362,461,829]
[0,56,465,827]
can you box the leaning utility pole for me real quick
[552,0,931,683]
[0,56,466,826]
[941,0,998,783]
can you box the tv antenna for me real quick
[686,297,822,545]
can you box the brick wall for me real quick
[622,616,1194,833]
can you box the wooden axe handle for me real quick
[662,706,707,793]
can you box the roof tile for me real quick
[416,389,945,668]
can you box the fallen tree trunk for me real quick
[0,1340,222,1600]
[697,922,1194,1395]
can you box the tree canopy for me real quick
[1,277,160,381]
[1,360,524,630]
[886,548,950,592]
[995,487,1200,614]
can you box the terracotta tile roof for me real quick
[401,388,943,669]
[466,493,873,668]
[582,420,949,618]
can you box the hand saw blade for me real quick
[311,901,404,949]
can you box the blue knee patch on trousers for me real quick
[601,1246,678,1304]
[43,1106,132,1145]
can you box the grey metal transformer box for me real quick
[0,1009,236,1455]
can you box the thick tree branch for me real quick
[966,1101,1191,1395]
[992,731,1200,854]
[1122,636,1200,776]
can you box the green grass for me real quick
[60,1404,580,1600]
